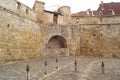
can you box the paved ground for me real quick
[0,56,120,80]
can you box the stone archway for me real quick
[47,35,67,49]
[46,35,68,56]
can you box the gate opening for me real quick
[47,35,67,49]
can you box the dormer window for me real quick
[89,11,93,16]
[109,9,115,15]
[87,11,93,16]
[87,9,94,16]
[99,11,103,16]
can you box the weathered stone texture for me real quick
[58,6,72,25]
[0,0,36,21]
[40,24,120,57]
[39,24,80,56]
[0,0,16,12]
[0,6,41,63]
[44,12,54,24]
[72,16,120,24]
[36,10,64,25]
[80,24,120,57]
[0,0,120,63]
[16,2,37,21]
[40,24,68,56]
[39,24,119,57]
[33,1,45,13]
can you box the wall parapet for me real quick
[16,1,36,21]
[72,15,120,24]
[0,5,37,23]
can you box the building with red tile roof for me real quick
[72,9,97,18]
[72,1,120,18]
[97,1,120,16]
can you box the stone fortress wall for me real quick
[0,0,120,63]
[72,16,120,24]
[0,0,16,12]
[0,5,41,62]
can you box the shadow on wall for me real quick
[47,35,67,49]
[45,35,68,56]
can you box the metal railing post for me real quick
[56,58,59,69]
[26,65,30,80]
[75,60,77,72]
[101,61,105,74]
[44,60,47,75]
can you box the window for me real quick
[26,8,29,14]
[87,10,93,16]
[109,9,115,15]
[76,18,79,23]
[7,24,10,28]
[89,11,93,16]
[109,10,112,15]
[53,13,58,24]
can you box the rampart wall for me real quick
[0,1,120,63]
[72,16,120,24]
[0,6,41,63]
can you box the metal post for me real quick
[44,60,47,75]
[101,61,105,74]
[75,60,77,72]
[26,65,30,80]
[56,58,58,69]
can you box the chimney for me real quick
[101,1,104,10]
[101,1,103,4]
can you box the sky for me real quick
[18,0,120,13]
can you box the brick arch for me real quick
[47,35,67,49]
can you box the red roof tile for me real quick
[72,11,87,17]
[97,2,120,16]
[72,11,97,17]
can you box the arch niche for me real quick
[47,35,67,49]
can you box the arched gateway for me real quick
[47,35,67,49]
[46,35,68,56]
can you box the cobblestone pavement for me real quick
[0,56,120,80]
